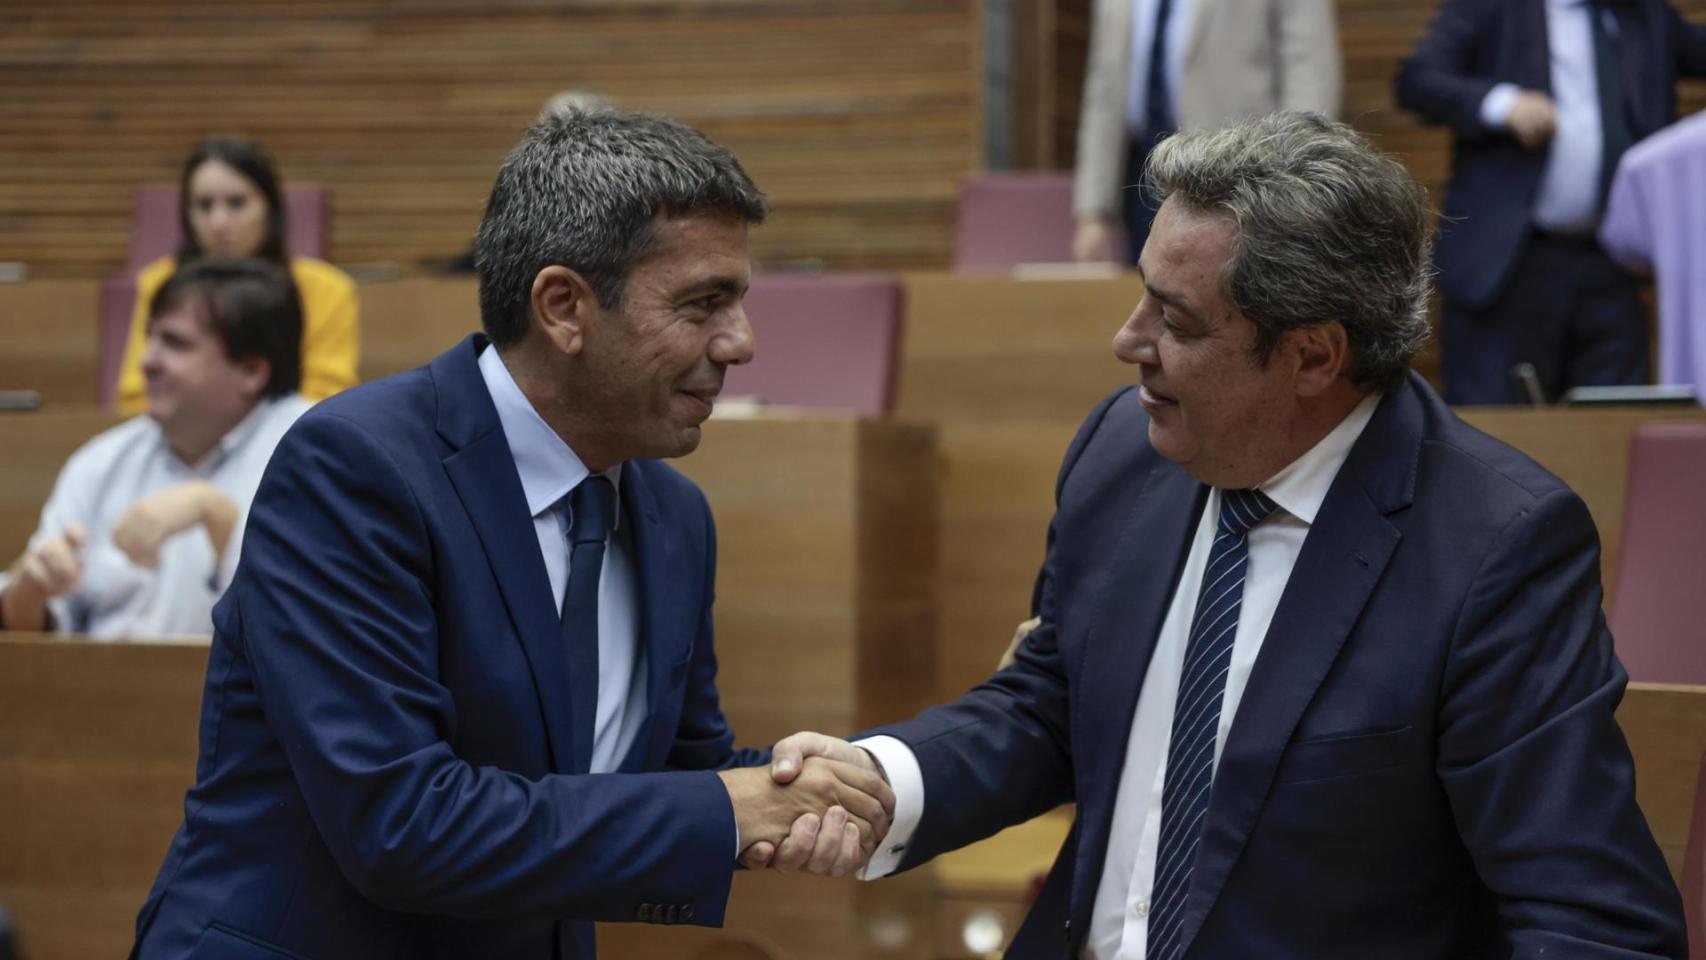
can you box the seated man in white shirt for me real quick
[0,258,312,638]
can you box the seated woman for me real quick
[114,137,358,415]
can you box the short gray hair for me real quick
[1144,112,1433,392]
[476,108,768,347]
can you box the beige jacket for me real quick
[1074,0,1344,218]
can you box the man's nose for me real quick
[1112,302,1157,365]
[712,305,755,366]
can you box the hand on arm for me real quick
[111,480,237,570]
[2,524,86,630]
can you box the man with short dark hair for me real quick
[762,112,1684,959]
[0,258,309,637]
[130,109,891,960]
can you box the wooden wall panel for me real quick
[0,1,981,277]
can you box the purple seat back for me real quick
[98,184,332,407]
[951,172,1076,273]
[1607,422,1706,683]
[722,273,903,418]
[127,184,331,268]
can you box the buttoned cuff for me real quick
[854,735,924,880]
[1480,83,1519,129]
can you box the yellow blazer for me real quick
[116,256,361,415]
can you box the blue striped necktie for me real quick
[561,474,615,775]
[1147,487,1279,959]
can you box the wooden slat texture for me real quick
[0,411,940,960]
[0,1,981,277]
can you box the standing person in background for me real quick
[114,137,359,414]
[0,259,310,638]
[1599,109,1706,398]
[1072,0,1342,264]
[1396,0,1706,404]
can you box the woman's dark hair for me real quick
[175,138,289,265]
[150,258,304,398]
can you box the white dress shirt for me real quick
[0,394,310,639]
[477,344,647,775]
[1480,0,1616,234]
[861,393,1380,960]
[1125,0,1197,135]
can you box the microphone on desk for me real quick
[1509,363,1546,407]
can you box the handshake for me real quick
[716,732,894,878]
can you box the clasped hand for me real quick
[717,732,891,878]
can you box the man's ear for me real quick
[1289,322,1350,398]
[531,265,600,357]
[235,356,271,402]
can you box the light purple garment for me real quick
[1598,110,1706,397]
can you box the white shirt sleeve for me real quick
[855,735,926,880]
[1480,82,1520,129]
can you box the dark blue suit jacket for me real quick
[868,374,1684,959]
[133,335,764,959]
[1395,0,1706,308]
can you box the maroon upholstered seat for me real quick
[951,172,1076,273]
[98,185,331,407]
[1607,422,1706,683]
[721,272,902,418]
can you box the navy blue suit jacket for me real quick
[1395,0,1706,308]
[133,335,764,959]
[867,374,1684,959]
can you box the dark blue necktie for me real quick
[1144,0,1178,142]
[561,475,614,775]
[1589,0,1635,210]
[1148,488,1279,960]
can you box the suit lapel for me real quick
[1522,0,1553,93]
[616,460,693,772]
[1068,460,1208,934]
[1168,384,1423,958]
[434,335,579,775]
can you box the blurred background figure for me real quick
[1599,109,1706,400]
[0,259,309,638]
[113,138,358,414]
[1072,0,1342,264]
[1397,0,1706,404]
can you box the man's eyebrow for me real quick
[1134,264,1201,322]
[682,275,745,298]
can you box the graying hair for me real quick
[476,108,768,347]
[1143,111,1433,392]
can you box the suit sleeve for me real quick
[1074,0,1131,219]
[1436,489,1686,958]
[857,390,1131,871]
[1668,4,1706,77]
[1275,0,1344,118]
[235,411,739,924]
[1394,0,1504,137]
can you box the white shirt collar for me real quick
[477,342,622,524]
[1256,392,1381,526]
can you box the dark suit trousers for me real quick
[1442,232,1647,404]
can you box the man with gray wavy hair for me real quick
[760,112,1683,959]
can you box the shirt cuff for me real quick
[855,735,924,880]
[1480,83,1519,129]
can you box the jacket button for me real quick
[637,903,653,923]
[1063,919,1072,941]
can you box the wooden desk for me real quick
[0,412,939,960]
[0,280,102,404]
